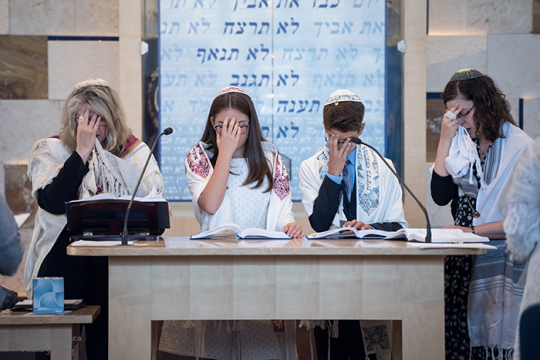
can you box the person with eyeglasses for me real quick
[430,69,533,360]
[298,89,407,360]
[159,86,302,360]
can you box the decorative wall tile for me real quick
[467,0,533,35]
[74,0,119,36]
[0,35,48,99]
[426,98,446,163]
[487,34,540,99]
[425,163,454,228]
[0,100,64,194]
[48,40,119,100]
[0,0,8,35]
[428,0,468,35]
[10,0,75,35]
[10,0,118,36]
[426,36,487,92]
[524,98,540,139]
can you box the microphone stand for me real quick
[121,128,173,246]
[350,137,432,243]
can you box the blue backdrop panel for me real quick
[159,0,386,201]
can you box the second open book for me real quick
[307,227,489,243]
[191,223,292,240]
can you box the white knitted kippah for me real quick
[324,89,362,106]
[73,78,110,90]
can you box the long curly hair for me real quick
[59,85,132,156]
[443,75,517,142]
[200,91,273,192]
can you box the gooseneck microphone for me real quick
[350,137,432,243]
[121,127,173,245]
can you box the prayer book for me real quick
[191,223,292,240]
[307,228,490,243]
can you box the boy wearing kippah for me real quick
[299,89,407,359]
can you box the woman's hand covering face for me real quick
[75,105,100,164]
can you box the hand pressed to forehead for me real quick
[76,105,100,124]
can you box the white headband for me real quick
[214,86,252,100]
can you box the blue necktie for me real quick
[342,159,352,200]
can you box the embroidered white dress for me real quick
[228,158,270,230]
[159,144,297,360]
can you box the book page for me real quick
[69,192,166,203]
[407,243,496,250]
[396,229,489,243]
[240,228,291,239]
[190,223,242,239]
[307,227,391,239]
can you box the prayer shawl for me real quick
[299,143,408,229]
[299,143,406,360]
[500,138,540,360]
[25,136,164,298]
[185,141,295,232]
[446,122,532,227]
[444,122,532,354]
[445,126,484,198]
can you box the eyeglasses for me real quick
[214,124,249,135]
[457,106,474,119]
[325,134,359,146]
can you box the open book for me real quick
[68,192,166,203]
[307,228,490,243]
[191,223,292,240]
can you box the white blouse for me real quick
[228,158,271,230]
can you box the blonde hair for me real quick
[59,84,132,156]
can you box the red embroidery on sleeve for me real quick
[187,144,210,179]
[273,155,290,200]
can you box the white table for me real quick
[67,237,486,359]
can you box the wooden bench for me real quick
[0,305,100,360]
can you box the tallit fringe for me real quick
[468,346,513,360]
[90,151,129,196]
[178,320,293,360]
[298,320,339,338]
[298,320,338,360]
[274,320,297,360]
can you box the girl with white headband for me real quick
[159,86,302,360]
[430,69,532,360]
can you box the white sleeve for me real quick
[501,138,540,261]
[299,158,321,218]
[384,159,408,228]
[139,147,164,197]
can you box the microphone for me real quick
[121,127,173,245]
[350,137,432,243]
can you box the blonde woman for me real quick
[25,79,164,360]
